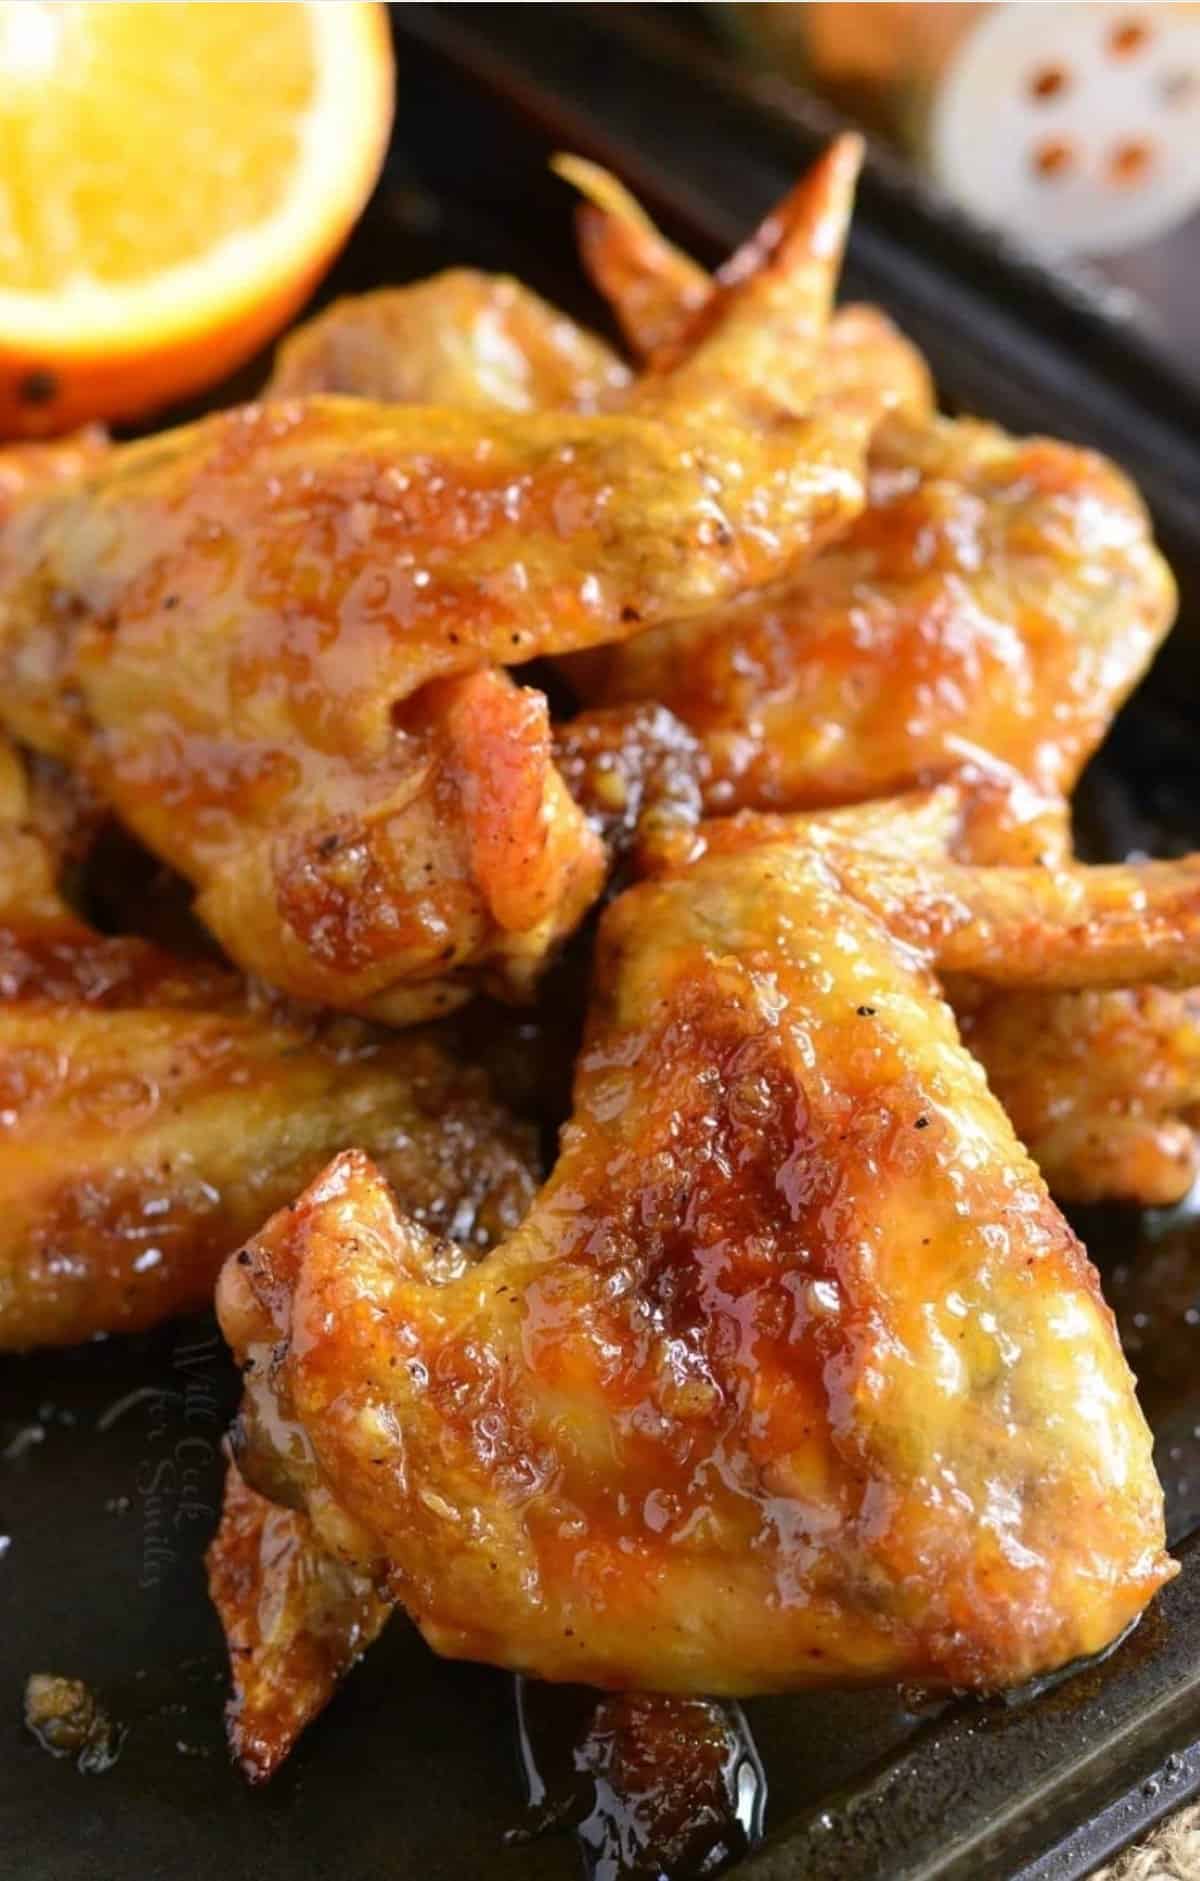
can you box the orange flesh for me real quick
[0,4,314,290]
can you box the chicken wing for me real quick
[267,217,1200,1204]
[561,172,1172,807]
[682,788,1200,1205]
[0,141,868,1020]
[668,803,1200,991]
[207,1462,393,1784]
[572,412,1174,811]
[558,184,1191,1201]
[207,1108,526,1782]
[0,991,539,1351]
[269,269,629,412]
[0,747,538,1348]
[958,985,1200,1207]
[942,804,1200,1204]
[217,805,1174,1695]
[558,153,934,421]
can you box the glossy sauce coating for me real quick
[207,1463,392,1784]
[560,180,1196,1208]
[0,765,538,1348]
[219,814,1173,1694]
[269,269,630,414]
[514,1678,765,1880]
[668,793,1200,1204]
[565,175,1172,812]
[573,413,1175,813]
[0,981,537,1350]
[206,1085,541,1782]
[0,145,867,1018]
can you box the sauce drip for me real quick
[511,1679,767,1880]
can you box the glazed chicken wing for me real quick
[561,177,1193,1202]
[207,1096,527,1782]
[944,809,1200,1205]
[0,742,538,1348]
[693,788,1200,1204]
[0,989,537,1351]
[0,141,868,1020]
[958,985,1200,1206]
[269,268,630,412]
[557,155,934,420]
[573,412,1174,812]
[562,173,1173,808]
[207,1461,393,1784]
[217,800,1176,1696]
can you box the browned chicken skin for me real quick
[561,168,1194,1205]
[0,140,868,1021]
[557,154,934,424]
[269,268,630,413]
[0,144,1183,1797]
[958,985,1200,1207]
[948,810,1200,1206]
[0,987,537,1350]
[207,1094,533,1781]
[218,797,1175,1695]
[207,1461,393,1783]
[570,412,1175,814]
[0,731,539,1349]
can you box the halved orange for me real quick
[0,1,394,436]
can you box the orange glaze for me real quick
[661,788,1200,1209]
[269,269,630,413]
[0,985,537,1350]
[0,142,868,1020]
[556,175,1197,1215]
[219,819,1173,1696]
[207,1463,392,1784]
[0,782,538,1351]
[571,412,1175,812]
[513,1679,765,1878]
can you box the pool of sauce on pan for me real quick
[511,1679,767,1879]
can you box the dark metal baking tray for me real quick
[4,7,1200,1877]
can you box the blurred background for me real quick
[715,0,1198,369]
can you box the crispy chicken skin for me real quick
[208,1121,525,1782]
[572,412,1175,812]
[0,141,868,1020]
[269,269,630,413]
[0,992,537,1350]
[958,986,1200,1207]
[562,172,1195,1204]
[558,154,934,422]
[0,748,538,1348]
[218,805,1174,1695]
[207,1464,392,1785]
[564,171,1173,810]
